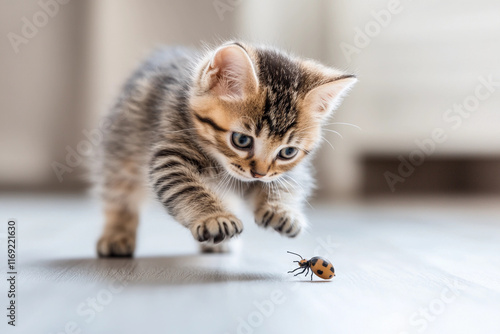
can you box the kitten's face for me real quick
[191,98,320,182]
[190,42,356,182]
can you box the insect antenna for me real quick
[287,251,304,259]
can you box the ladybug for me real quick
[287,251,335,280]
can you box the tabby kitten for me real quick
[96,42,356,257]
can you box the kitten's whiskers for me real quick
[322,129,343,139]
[324,122,362,130]
[282,175,313,209]
[320,135,335,151]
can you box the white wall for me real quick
[0,0,87,188]
[325,0,500,197]
[2,0,499,196]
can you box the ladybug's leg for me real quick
[310,270,314,281]
[288,267,303,274]
[293,268,307,276]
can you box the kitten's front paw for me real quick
[97,232,136,258]
[190,213,243,244]
[254,205,305,238]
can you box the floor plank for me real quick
[1,194,499,334]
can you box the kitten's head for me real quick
[189,42,356,182]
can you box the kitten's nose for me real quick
[250,169,266,178]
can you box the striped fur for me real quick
[96,42,356,257]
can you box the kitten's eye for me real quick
[231,132,253,150]
[278,147,298,160]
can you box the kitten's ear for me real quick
[304,75,357,119]
[201,44,259,101]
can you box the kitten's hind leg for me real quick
[97,160,145,258]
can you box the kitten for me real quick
[96,41,356,257]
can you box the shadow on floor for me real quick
[25,254,281,286]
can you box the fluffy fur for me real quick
[96,42,356,257]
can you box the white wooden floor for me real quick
[1,194,500,334]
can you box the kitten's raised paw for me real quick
[97,232,136,257]
[190,213,243,244]
[254,206,305,238]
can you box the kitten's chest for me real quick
[202,172,249,205]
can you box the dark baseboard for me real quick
[362,155,500,196]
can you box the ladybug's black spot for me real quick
[310,258,318,266]
[329,274,333,278]
[330,267,335,273]
[317,269,323,275]
[322,261,329,267]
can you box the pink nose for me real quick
[250,170,266,178]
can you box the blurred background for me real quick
[1,0,500,201]
[2,3,500,333]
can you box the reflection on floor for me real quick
[1,194,499,334]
